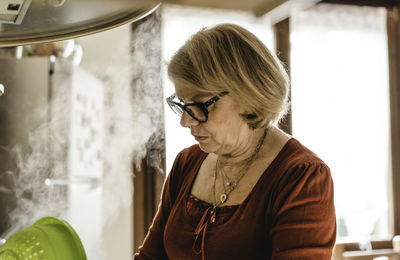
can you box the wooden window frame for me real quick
[274,18,292,135]
[387,3,400,238]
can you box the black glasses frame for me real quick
[166,91,228,123]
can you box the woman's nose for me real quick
[180,111,199,127]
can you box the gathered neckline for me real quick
[188,193,239,211]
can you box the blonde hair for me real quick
[168,23,289,129]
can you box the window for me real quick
[290,4,391,241]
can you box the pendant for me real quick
[220,193,227,204]
[226,181,232,186]
[210,210,216,223]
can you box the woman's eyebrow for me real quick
[192,94,210,99]
[188,94,212,102]
[179,93,210,103]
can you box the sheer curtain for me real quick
[290,4,390,241]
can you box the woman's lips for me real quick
[194,136,207,142]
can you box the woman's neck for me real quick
[216,127,269,168]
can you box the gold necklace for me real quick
[212,127,268,207]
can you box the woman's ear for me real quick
[240,112,258,130]
[241,112,257,120]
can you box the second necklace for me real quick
[212,127,269,207]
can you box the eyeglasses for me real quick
[166,92,228,123]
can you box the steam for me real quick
[1,64,72,235]
[101,10,164,227]
[130,12,164,171]
[7,117,69,228]
[0,11,164,241]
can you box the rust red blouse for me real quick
[134,138,336,260]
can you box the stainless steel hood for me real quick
[160,0,320,19]
[0,0,319,48]
[0,0,160,47]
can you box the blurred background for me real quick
[0,0,399,259]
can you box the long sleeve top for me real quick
[134,138,336,260]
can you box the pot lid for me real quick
[0,0,160,47]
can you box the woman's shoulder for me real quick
[267,137,332,189]
[169,144,207,180]
[278,138,329,170]
[267,138,334,207]
[173,144,206,169]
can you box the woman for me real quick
[135,23,336,260]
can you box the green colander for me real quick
[0,216,87,260]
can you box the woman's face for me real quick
[174,83,251,155]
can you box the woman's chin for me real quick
[198,142,224,155]
[197,143,209,153]
[197,142,215,154]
